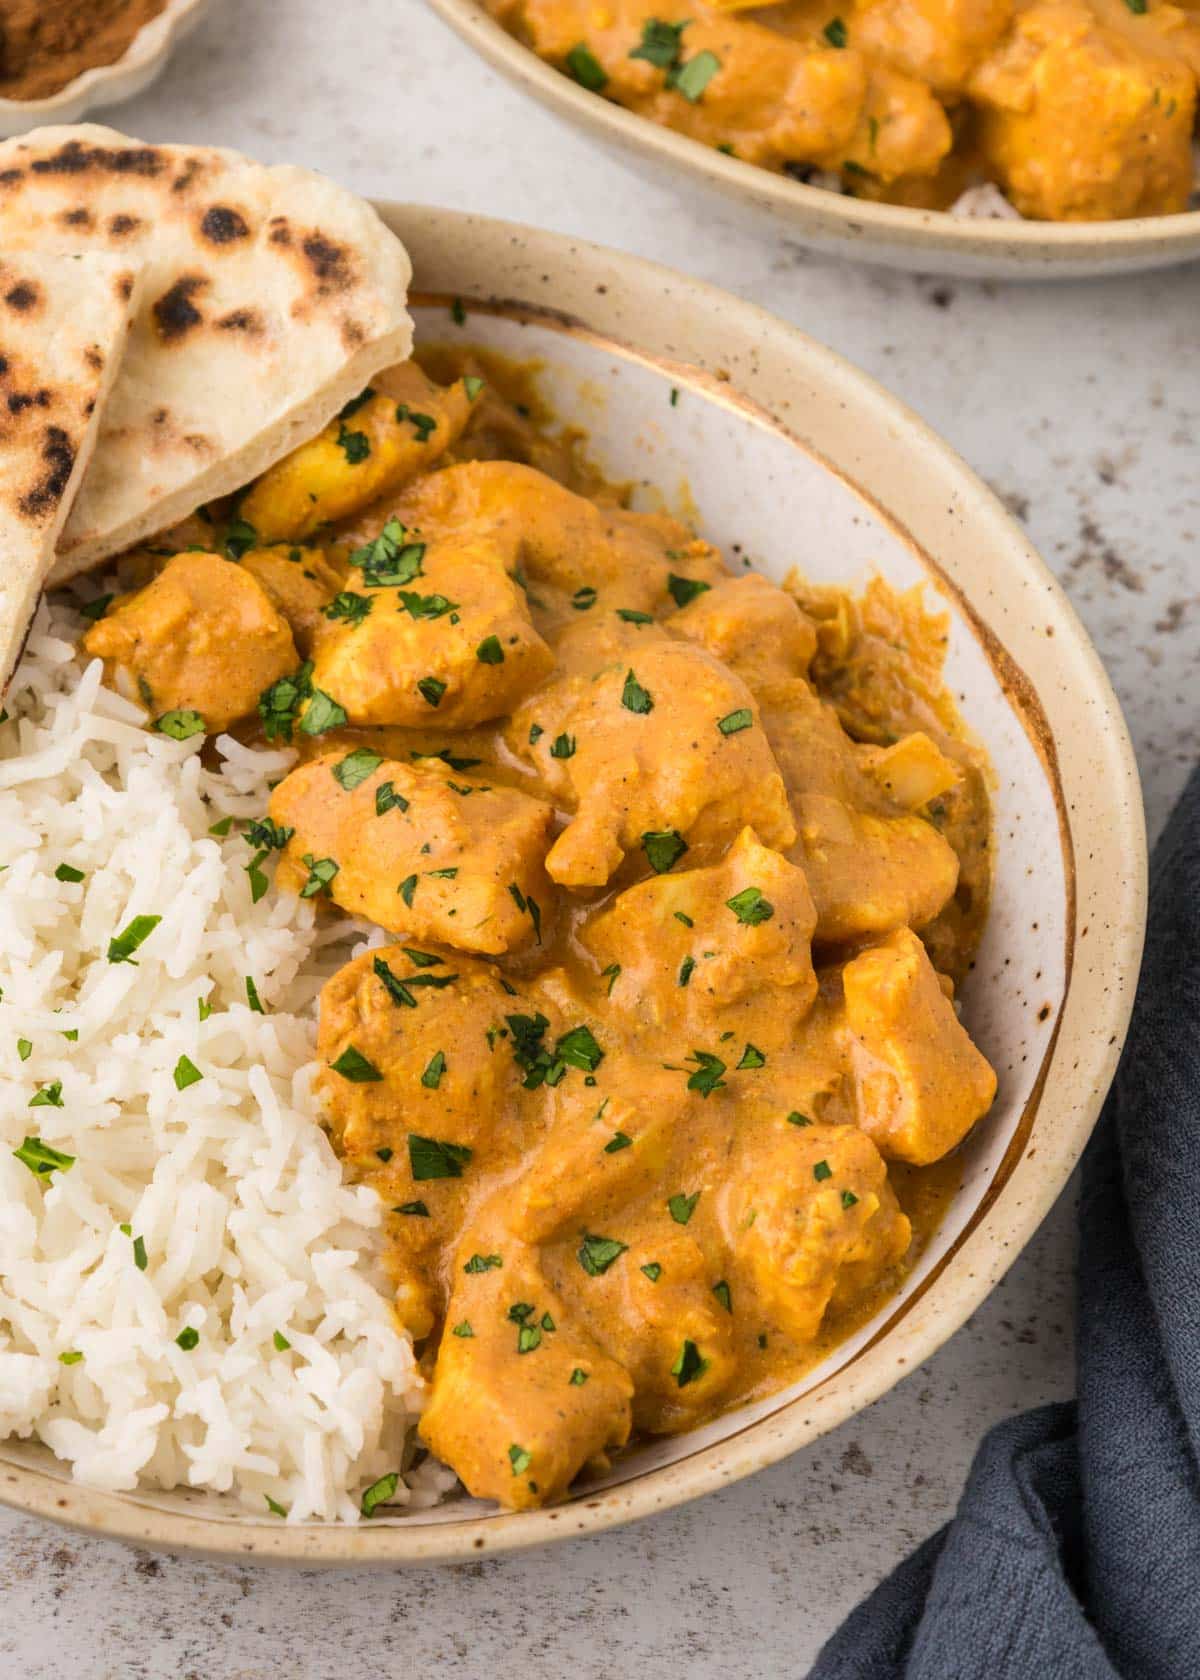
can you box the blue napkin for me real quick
[812,762,1200,1680]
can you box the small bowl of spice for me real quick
[0,0,211,136]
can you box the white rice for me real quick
[0,589,451,1522]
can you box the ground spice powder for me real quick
[0,0,169,102]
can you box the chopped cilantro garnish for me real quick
[374,956,417,1008]
[616,607,654,624]
[578,1233,628,1275]
[726,886,774,924]
[245,849,270,903]
[361,1472,400,1517]
[420,1050,447,1089]
[621,668,653,713]
[132,1234,148,1270]
[208,815,234,837]
[476,635,505,664]
[258,662,313,743]
[376,780,409,815]
[17,1038,31,1061]
[671,1338,708,1387]
[717,708,753,736]
[223,517,258,560]
[813,1159,833,1182]
[403,947,441,967]
[786,1111,813,1127]
[336,422,371,464]
[572,585,598,611]
[686,1050,727,1098]
[601,962,621,995]
[630,16,688,68]
[408,1134,472,1180]
[398,589,458,620]
[737,1043,766,1070]
[713,1280,732,1313]
[823,16,847,46]
[299,688,348,736]
[300,853,339,899]
[59,1350,84,1366]
[273,1330,291,1351]
[349,518,425,587]
[605,1131,632,1153]
[107,914,161,965]
[78,594,113,622]
[339,387,376,419]
[452,1320,475,1338]
[323,591,373,626]
[155,709,206,741]
[173,1055,203,1091]
[668,1191,700,1225]
[670,48,720,100]
[464,1253,503,1274]
[674,910,694,928]
[642,829,687,873]
[396,1201,429,1217]
[175,1327,200,1351]
[556,1024,604,1072]
[463,375,485,400]
[678,955,695,987]
[528,722,544,745]
[550,732,576,759]
[333,748,382,791]
[54,863,85,883]
[417,676,447,708]
[244,817,293,850]
[667,574,711,608]
[398,873,418,907]
[641,1262,663,1283]
[13,1135,73,1175]
[842,1189,859,1209]
[517,1322,542,1354]
[566,42,607,90]
[245,976,265,1014]
[508,1443,532,1475]
[265,1495,289,1518]
[327,1046,381,1085]
[569,1368,589,1386]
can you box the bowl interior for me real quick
[0,298,1070,1538]
[425,0,1200,280]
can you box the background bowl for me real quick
[0,204,1146,1562]
[426,0,1200,281]
[0,0,211,138]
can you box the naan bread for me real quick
[0,250,140,688]
[0,125,413,581]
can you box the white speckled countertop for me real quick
[1,2,1195,1673]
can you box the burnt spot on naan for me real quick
[61,207,93,229]
[301,234,353,291]
[108,213,142,239]
[17,425,75,523]
[116,273,135,302]
[268,216,292,248]
[200,206,251,245]
[216,307,264,336]
[341,319,365,349]
[153,275,207,343]
[7,389,51,414]
[4,281,40,314]
[0,168,24,186]
[83,345,105,372]
[172,158,205,195]
[30,141,165,179]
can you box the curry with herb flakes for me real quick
[489,0,1200,221]
[80,346,996,1511]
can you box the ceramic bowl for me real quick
[426,0,1200,280]
[0,204,1146,1562]
[0,0,211,138]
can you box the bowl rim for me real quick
[425,0,1200,266]
[0,202,1147,1564]
[0,0,211,118]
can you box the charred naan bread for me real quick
[0,249,140,688]
[0,125,413,580]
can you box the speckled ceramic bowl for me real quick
[0,206,1146,1562]
[0,0,211,139]
[426,0,1200,280]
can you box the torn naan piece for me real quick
[0,125,413,581]
[0,249,140,689]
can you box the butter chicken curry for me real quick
[81,348,997,1510]
[487,0,1200,221]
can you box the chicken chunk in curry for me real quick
[487,0,1200,220]
[82,350,997,1512]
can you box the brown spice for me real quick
[0,0,168,103]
